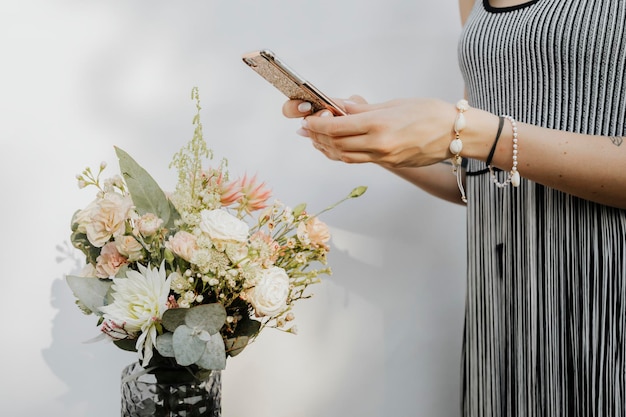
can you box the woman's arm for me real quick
[382,163,467,204]
[299,99,626,209]
[458,0,476,25]
[287,97,470,205]
[463,107,626,208]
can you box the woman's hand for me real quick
[285,96,469,169]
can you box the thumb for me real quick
[340,94,369,114]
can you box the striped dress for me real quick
[458,1,626,416]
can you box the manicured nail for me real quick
[301,118,308,127]
[298,102,312,113]
[344,100,356,105]
[296,128,310,137]
[320,110,332,117]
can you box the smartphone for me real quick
[242,49,347,116]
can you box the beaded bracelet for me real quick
[487,115,521,188]
[450,99,469,203]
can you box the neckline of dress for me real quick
[483,0,540,13]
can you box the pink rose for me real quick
[115,235,144,262]
[297,217,330,250]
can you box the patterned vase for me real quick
[120,361,221,417]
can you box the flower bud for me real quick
[349,186,368,198]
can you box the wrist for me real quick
[445,101,522,202]
[460,107,501,162]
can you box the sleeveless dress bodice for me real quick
[457,1,626,416]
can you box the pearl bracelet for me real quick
[487,115,521,188]
[450,99,469,203]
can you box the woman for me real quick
[284,0,626,416]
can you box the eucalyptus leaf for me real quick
[173,325,206,366]
[66,275,113,315]
[70,231,100,265]
[184,304,227,334]
[232,316,262,338]
[115,147,180,229]
[225,336,249,357]
[155,333,175,357]
[195,333,226,370]
[162,308,188,332]
[197,330,212,342]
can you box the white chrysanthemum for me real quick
[100,263,172,366]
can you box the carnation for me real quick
[166,230,198,262]
[84,192,134,248]
[95,241,128,278]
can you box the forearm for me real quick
[463,108,626,209]
[384,163,467,205]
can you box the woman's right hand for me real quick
[281,95,495,205]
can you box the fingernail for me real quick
[298,102,312,113]
[296,128,310,137]
[301,118,308,128]
[344,100,356,105]
[320,110,332,117]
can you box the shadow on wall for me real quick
[43,243,132,416]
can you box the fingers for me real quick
[301,110,370,138]
[282,99,313,118]
[309,137,374,164]
[283,95,369,118]
[286,95,374,163]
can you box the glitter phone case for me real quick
[242,49,347,116]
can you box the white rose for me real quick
[247,267,290,317]
[199,209,249,243]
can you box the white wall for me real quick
[0,1,467,416]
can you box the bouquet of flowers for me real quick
[66,88,366,381]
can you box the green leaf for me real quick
[172,325,206,366]
[185,304,227,335]
[70,231,100,265]
[195,333,226,370]
[224,315,260,357]
[155,333,175,357]
[114,146,180,229]
[225,336,249,357]
[114,338,137,352]
[66,275,113,315]
[232,315,262,338]
[161,308,188,332]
